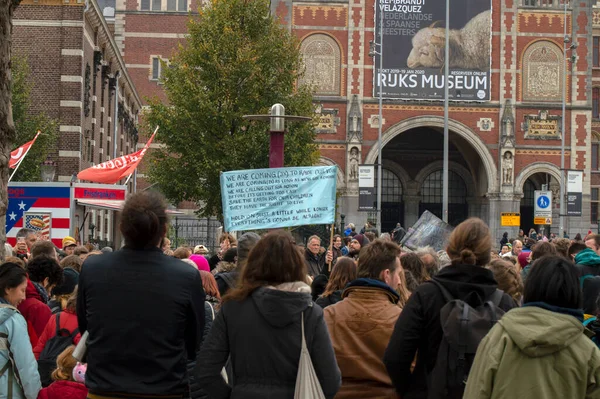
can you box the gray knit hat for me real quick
[237,232,261,266]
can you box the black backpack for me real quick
[37,312,79,387]
[428,280,505,399]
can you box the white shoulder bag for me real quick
[294,312,326,399]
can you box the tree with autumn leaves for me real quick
[145,0,319,218]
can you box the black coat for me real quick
[315,290,343,309]
[77,247,206,397]
[215,270,239,297]
[193,285,341,398]
[305,249,326,278]
[383,264,518,398]
[188,301,217,399]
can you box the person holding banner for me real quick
[305,235,332,278]
[194,230,341,398]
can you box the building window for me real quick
[141,0,186,11]
[151,57,161,80]
[592,188,599,224]
[522,41,563,102]
[377,169,403,202]
[298,34,341,96]
[593,143,599,171]
[421,170,467,204]
[594,37,600,68]
[594,87,600,119]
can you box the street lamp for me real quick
[559,2,578,237]
[40,159,57,182]
[243,104,311,168]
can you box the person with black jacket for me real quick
[215,232,260,297]
[194,230,341,398]
[383,218,517,399]
[77,191,206,399]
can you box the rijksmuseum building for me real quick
[12,0,599,242]
[274,0,600,240]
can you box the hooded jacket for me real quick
[315,290,343,309]
[575,248,600,276]
[383,264,517,398]
[463,306,600,399]
[0,302,41,399]
[37,380,88,399]
[324,279,401,399]
[18,279,52,348]
[194,282,341,399]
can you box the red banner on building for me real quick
[77,128,158,184]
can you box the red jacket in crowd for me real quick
[33,310,81,360]
[18,279,51,347]
[38,380,88,399]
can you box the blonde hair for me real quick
[488,259,523,303]
[51,346,77,382]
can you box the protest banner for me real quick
[221,166,337,231]
[374,0,492,101]
[400,210,454,251]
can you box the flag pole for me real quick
[9,130,41,183]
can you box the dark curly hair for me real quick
[26,255,63,287]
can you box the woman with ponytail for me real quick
[384,218,517,399]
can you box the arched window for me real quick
[298,34,341,96]
[421,170,466,204]
[381,169,403,202]
[521,180,536,205]
[522,41,563,102]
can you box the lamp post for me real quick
[560,1,578,237]
[40,159,57,182]
[243,104,311,168]
[369,6,384,233]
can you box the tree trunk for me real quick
[0,0,20,261]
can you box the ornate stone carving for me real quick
[477,118,494,132]
[314,104,340,134]
[299,34,341,95]
[348,146,359,181]
[522,109,561,140]
[502,151,514,185]
[347,95,362,143]
[522,41,563,102]
[368,114,385,129]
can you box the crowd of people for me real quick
[3,191,600,398]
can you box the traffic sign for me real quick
[534,190,552,218]
[501,213,520,227]
[534,217,552,225]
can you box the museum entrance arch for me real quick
[364,117,494,229]
[517,169,561,238]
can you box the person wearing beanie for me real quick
[101,247,113,254]
[62,237,77,257]
[215,232,260,297]
[48,267,79,314]
[189,254,210,272]
[348,234,370,260]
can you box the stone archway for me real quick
[316,156,346,189]
[514,162,562,195]
[364,116,497,193]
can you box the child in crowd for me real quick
[37,346,88,399]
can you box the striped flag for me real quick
[6,186,71,249]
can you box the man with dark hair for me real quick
[77,191,205,398]
[18,255,63,347]
[31,240,58,260]
[323,239,402,398]
[16,227,37,251]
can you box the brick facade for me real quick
[12,0,142,242]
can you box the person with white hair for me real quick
[415,246,441,277]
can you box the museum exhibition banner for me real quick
[374,0,492,100]
[221,166,337,231]
[358,165,377,211]
[567,170,583,217]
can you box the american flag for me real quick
[6,186,71,249]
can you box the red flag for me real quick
[77,127,158,184]
[10,131,40,169]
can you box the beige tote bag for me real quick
[294,312,326,399]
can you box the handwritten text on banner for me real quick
[221,166,337,231]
